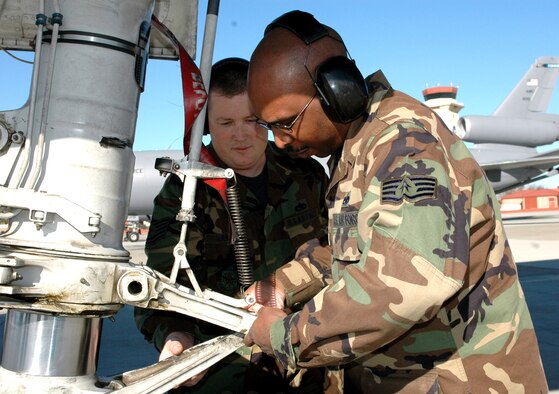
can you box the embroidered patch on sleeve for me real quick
[381,175,437,204]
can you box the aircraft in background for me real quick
[424,56,559,194]
[128,149,330,216]
[129,149,183,217]
[131,57,559,216]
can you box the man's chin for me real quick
[285,146,311,158]
[311,150,331,158]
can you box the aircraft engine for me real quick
[459,115,559,147]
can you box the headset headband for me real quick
[263,10,368,124]
[264,10,329,45]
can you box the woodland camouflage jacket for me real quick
[269,71,548,393]
[134,143,328,350]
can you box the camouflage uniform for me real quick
[134,143,329,393]
[269,71,548,393]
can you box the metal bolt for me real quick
[244,294,256,306]
[11,131,25,144]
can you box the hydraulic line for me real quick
[1,2,46,222]
[25,3,62,190]
[9,1,45,191]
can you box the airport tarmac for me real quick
[0,211,558,390]
[501,210,559,389]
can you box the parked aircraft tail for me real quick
[424,56,559,193]
[458,56,559,146]
[493,56,559,117]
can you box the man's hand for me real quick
[243,307,287,355]
[160,331,209,387]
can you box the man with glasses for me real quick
[244,10,548,393]
[135,57,330,393]
[255,93,316,134]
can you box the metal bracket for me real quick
[116,265,256,333]
[155,156,235,182]
[0,187,101,233]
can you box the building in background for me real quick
[500,188,559,211]
[422,85,464,137]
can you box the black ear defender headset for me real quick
[264,10,368,124]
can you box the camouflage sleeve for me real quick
[133,174,204,351]
[275,236,332,307]
[270,121,472,371]
[275,161,333,307]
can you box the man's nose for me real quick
[232,123,251,139]
[271,130,294,149]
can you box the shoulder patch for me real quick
[381,175,437,205]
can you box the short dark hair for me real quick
[204,57,250,135]
[209,57,249,96]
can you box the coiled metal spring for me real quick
[226,182,254,288]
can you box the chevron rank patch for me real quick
[381,175,437,204]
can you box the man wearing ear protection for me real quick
[134,58,331,393]
[244,10,548,393]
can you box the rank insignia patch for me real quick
[381,175,437,204]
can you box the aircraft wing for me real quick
[478,148,559,193]
[481,153,559,171]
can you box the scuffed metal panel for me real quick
[0,0,198,59]
[151,0,198,59]
[0,0,38,50]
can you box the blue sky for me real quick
[1,0,558,186]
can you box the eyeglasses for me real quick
[256,93,316,133]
